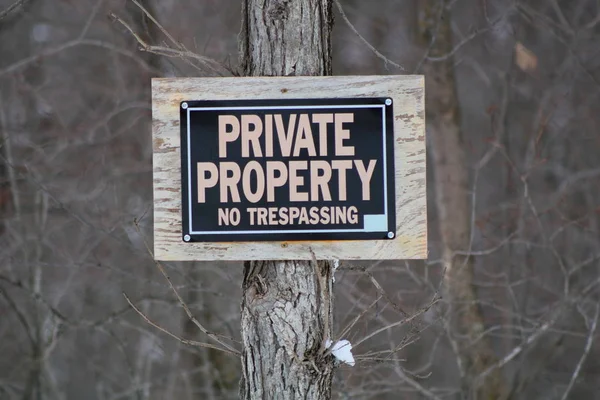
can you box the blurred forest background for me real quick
[1,0,600,399]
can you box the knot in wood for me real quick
[267,0,289,21]
[250,274,268,297]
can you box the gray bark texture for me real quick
[240,0,333,77]
[238,1,336,400]
[419,1,507,399]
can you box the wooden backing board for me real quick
[152,76,426,261]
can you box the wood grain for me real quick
[152,75,426,260]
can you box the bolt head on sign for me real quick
[180,98,396,242]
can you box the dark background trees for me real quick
[1,0,599,399]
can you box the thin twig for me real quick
[123,293,238,355]
[78,0,105,40]
[356,356,407,362]
[334,295,383,346]
[349,265,411,318]
[132,220,240,356]
[454,230,518,257]
[367,273,410,317]
[475,303,564,386]
[333,0,404,70]
[392,364,443,400]
[353,295,441,349]
[413,0,445,74]
[477,323,549,384]
[0,0,28,21]
[550,0,573,35]
[361,335,422,358]
[482,277,600,386]
[0,91,21,222]
[426,11,507,62]
[109,11,231,76]
[0,38,159,77]
[0,286,35,347]
[584,12,600,30]
[0,275,69,323]
[364,322,430,364]
[517,4,600,89]
[560,305,599,400]
[129,0,183,50]
[517,3,570,37]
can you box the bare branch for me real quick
[122,293,238,355]
[475,280,599,388]
[109,10,232,76]
[555,168,600,201]
[475,318,554,385]
[550,0,573,35]
[0,38,159,78]
[78,0,105,40]
[367,273,410,317]
[132,220,240,356]
[560,305,599,400]
[128,0,183,50]
[517,3,572,37]
[344,265,411,317]
[353,295,441,349]
[426,11,508,62]
[333,0,404,70]
[333,295,383,346]
[0,0,28,21]
[454,230,518,257]
[392,364,443,400]
[0,285,35,347]
[0,275,69,324]
[584,12,600,30]
[413,0,445,74]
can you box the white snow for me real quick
[325,339,355,367]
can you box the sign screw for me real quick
[183,234,191,242]
[387,232,395,239]
[385,98,392,106]
[181,102,188,109]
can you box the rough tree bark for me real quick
[238,1,335,400]
[418,1,507,399]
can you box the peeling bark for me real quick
[239,1,335,399]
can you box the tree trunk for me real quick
[238,1,335,400]
[418,1,507,399]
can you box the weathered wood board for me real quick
[152,76,426,260]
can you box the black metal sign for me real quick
[180,98,396,242]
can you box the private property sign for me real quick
[180,98,395,242]
[152,76,426,260]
